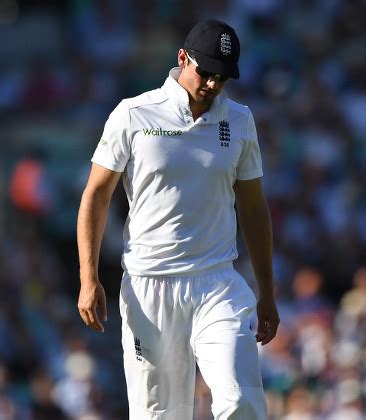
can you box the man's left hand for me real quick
[255,296,280,345]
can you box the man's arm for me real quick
[233,177,280,345]
[77,163,122,332]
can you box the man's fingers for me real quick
[78,283,107,332]
[259,327,275,345]
[79,307,104,332]
[79,309,91,326]
[256,299,280,345]
[99,293,108,322]
[255,320,268,341]
[255,328,269,342]
[89,306,104,332]
[256,320,279,345]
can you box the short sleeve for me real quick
[91,100,130,172]
[236,110,263,180]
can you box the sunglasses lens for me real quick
[218,75,229,83]
[195,67,211,78]
[195,67,228,83]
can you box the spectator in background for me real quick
[21,59,68,112]
[339,267,366,322]
[9,148,55,217]
[283,385,319,420]
[291,267,334,320]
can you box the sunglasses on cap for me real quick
[185,51,229,83]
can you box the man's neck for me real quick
[189,97,211,121]
[176,69,214,121]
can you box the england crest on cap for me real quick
[220,33,231,56]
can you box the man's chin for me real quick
[195,91,214,103]
[199,89,215,98]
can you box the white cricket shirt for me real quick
[92,68,263,276]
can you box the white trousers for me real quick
[119,265,267,420]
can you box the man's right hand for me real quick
[78,281,107,332]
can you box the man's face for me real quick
[178,50,228,106]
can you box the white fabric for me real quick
[119,265,266,419]
[92,68,263,276]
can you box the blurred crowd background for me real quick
[1,0,366,418]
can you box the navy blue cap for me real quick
[184,20,240,79]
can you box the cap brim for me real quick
[193,50,240,79]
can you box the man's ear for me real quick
[177,49,187,67]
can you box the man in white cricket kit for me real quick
[77,20,280,419]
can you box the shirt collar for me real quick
[162,67,228,124]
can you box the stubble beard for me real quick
[194,89,216,105]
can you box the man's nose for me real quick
[206,77,220,89]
